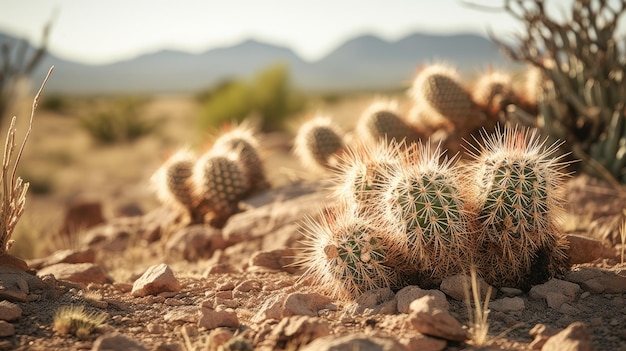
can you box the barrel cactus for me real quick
[467,125,570,288]
[151,149,200,221]
[293,115,345,172]
[356,100,421,146]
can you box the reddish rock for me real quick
[131,263,180,297]
[542,322,594,351]
[409,296,468,342]
[37,263,110,285]
[59,200,105,236]
[565,234,604,264]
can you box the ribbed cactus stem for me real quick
[151,149,198,217]
[299,206,397,300]
[192,151,250,227]
[356,100,420,146]
[293,116,345,172]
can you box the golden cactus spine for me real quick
[293,115,345,172]
[151,149,199,218]
[356,100,421,146]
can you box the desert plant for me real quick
[52,305,107,340]
[211,122,270,196]
[151,148,200,221]
[471,71,515,119]
[477,0,626,184]
[355,100,421,146]
[0,67,52,257]
[192,151,250,227]
[298,205,398,300]
[377,142,472,280]
[464,266,493,347]
[79,97,157,144]
[293,115,345,172]
[467,125,570,288]
[0,20,51,124]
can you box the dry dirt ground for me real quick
[0,95,625,351]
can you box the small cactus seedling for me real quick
[378,142,472,280]
[151,149,199,219]
[299,205,398,300]
[332,140,402,210]
[212,123,270,196]
[467,125,570,288]
[293,115,345,172]
[192,151,250,227]
[409,64,475,126]
[356,100,421,146]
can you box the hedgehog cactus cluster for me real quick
[298,125,570,300]
[151,123,269,227]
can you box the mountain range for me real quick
[2,32,516,94]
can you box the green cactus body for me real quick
[192,152,250,227]
[151,149,198,215]
[469,126,569,288]
[212,126,270,196]
[380,143,469,278]
[357,100,420,146]
[299,206,397,300]
[294,116,345,172]
[410,64,474,124]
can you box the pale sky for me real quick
[0,0,594,65]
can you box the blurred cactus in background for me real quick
[477,0,626,184]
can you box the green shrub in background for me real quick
[79,97,158,144]
[198,64,305,132]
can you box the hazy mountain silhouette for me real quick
[0,31,515,94]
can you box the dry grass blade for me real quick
[621,211,626,265]
[0,66,53,254]
[464,266,492,347]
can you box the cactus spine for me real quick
[151,149,199,218]
[293,115,345,172]
[299,206,398,300]
[192,151,250,227]
[356,100,420,146]
[468,125,569,288]
[471,71,514,119]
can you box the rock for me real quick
[0,321,14,337]
[264,316,330,350]
[440,274,492,301]
[565,234,604,264]
[396,286,448,314]
[59,200,105,237]
[499,287,523,297]
[489,297,525,312]
[154,343,184,351]
[252,293,286,322]
[37,263,110,285]
[541,322,594,351]
[131,263,180,297]
[300,334,406,351]
[566,266,626,294]
[283,293,336,318]
[28,248,96,270]
[165,225,226,261]
[349,288,397,315]
[529,279,580,308]
[207,328,234,350]
[163,306,198,324]
[400,334,447,351]
[0,254,29,271]
[529,323,559,349]
[91,332,148,351]
[83,223,133,252]
[197,306,239,330]
[0,265,50,303]
[249,248,293,271]
[0,301,22,321]
[409,296,468,342]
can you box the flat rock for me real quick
[264,316,330,350]
[300,334,406,351]
[28,248,96,270]
[440,274,492,301]
[565,234,604,264]
[0,321,15,337]
[165,225,227,261]
[529,279,580,308]
[566,266,626,294]
[0,301,22,321]
[37,263,110,286]
[397,285,448,314]
[283,292,335,317]
[131,263,180,297]
[541,322,594,351]
[163,306,198,324]
[249,248,291,271]
[409,295,468,342]
[91,332,148,351]
[489,297,525,312]
[198,306,239,330]
[59,200,105,237]
[400,334,447,351]
[349,288,397,315]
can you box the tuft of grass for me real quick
[464,266,492,347]
[52,305,107,340]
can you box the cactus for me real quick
[299,205,398,300]
[467,125,570,288]
[151,149,199,219]
[471,71,515,120]
[332,141,402,210]
[212,123,270,196]
[293,115,345,172]
[192,151,251,227]
[356,100,421,146]
[376,142,472,280]
[409,64,476,126]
